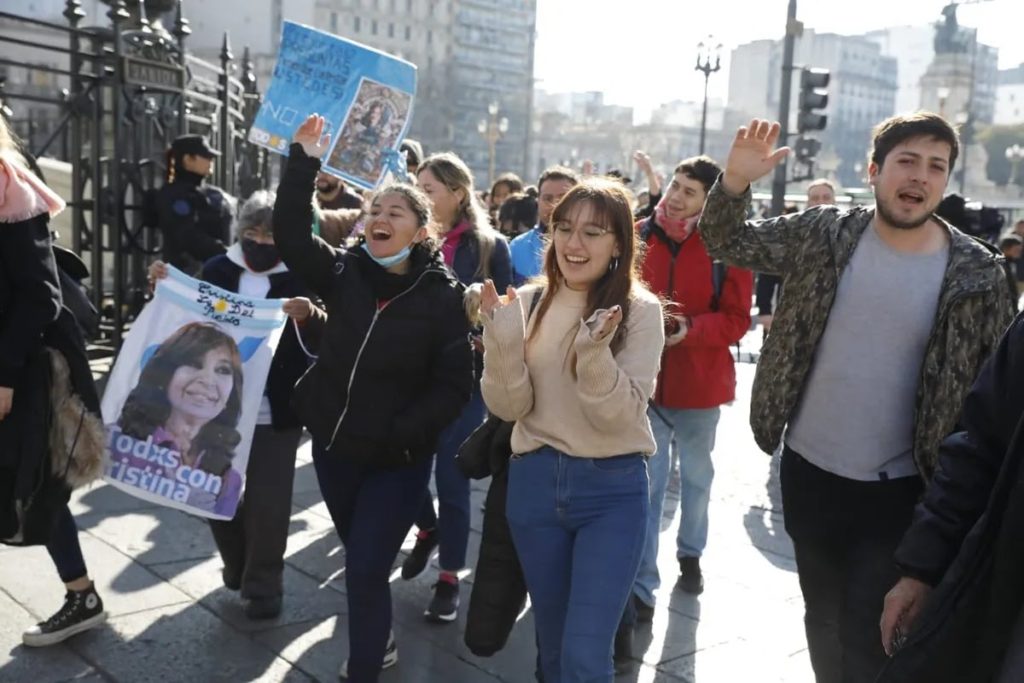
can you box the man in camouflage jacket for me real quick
[699,114,1015,683]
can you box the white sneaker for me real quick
[339,631,398,680]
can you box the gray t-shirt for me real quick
[786,223,948,481]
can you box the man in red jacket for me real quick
[633,156,753,608]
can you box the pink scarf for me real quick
[441,220,471,267]
[0,154,65,223]
[654,197,699,243]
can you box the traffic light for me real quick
[797,67,830,134]
[794,136,822,163]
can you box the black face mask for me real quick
[241,238,280,272]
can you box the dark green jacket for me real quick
[698,178,1016,480]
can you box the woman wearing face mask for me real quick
[480,178,664,682]
[272,115,473,682]
[146,190,325,618]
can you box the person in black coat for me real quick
[147,188,324,620]
[0,120,107,647]
[273,115,473,682]
[877,313,1024,682]
[401,151,513,623]
[156,135,234,275]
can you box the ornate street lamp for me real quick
[477,101,508,187]
[695,36,722,156]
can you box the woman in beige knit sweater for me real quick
[479,178,664,683]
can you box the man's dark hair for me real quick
[1001,234,1023,250]
[673,155,722,193]
[870,112,960,172]
[537,166,579,191]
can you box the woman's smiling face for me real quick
[166,346,235,421]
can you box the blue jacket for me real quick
[509,225,545,285]
[451,231,513,290]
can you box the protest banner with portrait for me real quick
[101,266,288,520]
[247,21,417,191]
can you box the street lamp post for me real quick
[695,36,722,156]
[936,86,951,119]
[477,101,508,188]
[1007,144,1024,196]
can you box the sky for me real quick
[534,0,1024,123]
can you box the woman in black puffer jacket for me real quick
[272,115,473,683]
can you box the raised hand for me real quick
[722,119,791,195]
[293,114,332,159]
[589,305,623,342]
[480,279,518,320]
[633,151,653,175]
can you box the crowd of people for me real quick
[5,98,1024,683]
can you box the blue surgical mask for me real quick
[361,240,413,269]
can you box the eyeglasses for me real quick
[551,221,612,241]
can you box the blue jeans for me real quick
[506,447,648,683]
[414,389,485,571]
[46,505,87,584]
[312,444,432,683]
[633,406,721,607]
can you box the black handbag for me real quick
[456,288,543,480]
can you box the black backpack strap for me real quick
[639,217,654,243]
[527,287,543,320]
[710,261,728,312]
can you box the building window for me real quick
[372,19,378,35]
[427,30,433,44]
[388,22,394,38]
[406,0,412,10]
[354,16,361,32]
[330,12,338,32]
[405,26,411,41]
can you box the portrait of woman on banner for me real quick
[111,322,245,516]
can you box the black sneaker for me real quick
[677,556,705,595]
[613,616,634,674]
[22,585,107,647]
[424,580,459,623]
[339,630,398,679]
[633,594,655,623]
[401,529,438,580]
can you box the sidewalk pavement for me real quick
[0,352,814,682]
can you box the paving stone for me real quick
[0,535,191,620]
[254,615,503,682]
[146,557,346,633]
[69,481,162,520]
[0,589,98,683]
[68,602,312,682]
[78,506,219,567]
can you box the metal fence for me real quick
[0,0,270,351]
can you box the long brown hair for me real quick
[529,178,644,356]
[417,152,498,279]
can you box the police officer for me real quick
[157,134,233,275]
